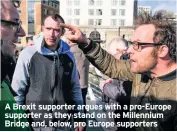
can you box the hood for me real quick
[33,32,70,56]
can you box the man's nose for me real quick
[17,26,26,37]
[49,29,55,37]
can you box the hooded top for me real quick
[11,32,83,125]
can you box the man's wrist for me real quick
[78,38,94,53]
[86,38,91,46]
[79,38,91,48]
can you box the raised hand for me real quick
[60,23,90,46]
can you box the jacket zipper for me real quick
[52,53,57,105]
[51,54,57,123]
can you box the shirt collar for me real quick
[158,69,177,81]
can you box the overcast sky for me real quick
[138,0,177,14]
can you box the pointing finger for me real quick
[60,23,76,32]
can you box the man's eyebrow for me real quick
[45,26,60,29]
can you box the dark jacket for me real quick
[11,33,83,126]
[80,41,177,131]
[0,54,31,131]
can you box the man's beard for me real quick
[136,49,158,74]
[142,49,158,73]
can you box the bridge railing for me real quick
[87,72,106,101]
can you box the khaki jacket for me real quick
[81,42,177,130]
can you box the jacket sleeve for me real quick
[11,49,31,105]
[80,41,135,81]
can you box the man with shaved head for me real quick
[12,14,84,131]
[0,0,30,131]
[107,36,128,60]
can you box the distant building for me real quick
[19,0,59,47]
[137,6,152,15]
[80,26,135,50]
[60,0,137,45]
[60,0,137,27]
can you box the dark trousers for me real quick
[81,88,88,105]
[81,88,88,131]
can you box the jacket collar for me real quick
[141,69,177,83]
[34,32,70,55]
[158,69,176,81]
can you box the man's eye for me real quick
[54,29,60,33]
[46,28,51,30]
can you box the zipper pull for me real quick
[53,56,56,64]
[53,51,58,64]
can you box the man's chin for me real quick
[130,68,137,73]
[47,42,57,47]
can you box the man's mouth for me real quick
[49,39,55,42]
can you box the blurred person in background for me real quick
[63,31,90,107]
[26,36,34,46]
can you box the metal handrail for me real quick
[89,71,106,80]
[88,71,105,101]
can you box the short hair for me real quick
[107,36,128,55]
[43,14,65,24]
[43,14,65,32]
[135,10,176,62]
